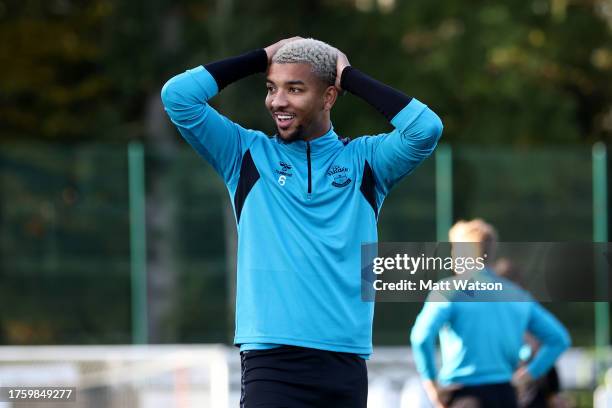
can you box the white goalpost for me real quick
[0,345,230,408]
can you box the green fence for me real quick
[0,143,608,351]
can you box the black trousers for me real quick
[449,382,518,408]
[240,346,368,408]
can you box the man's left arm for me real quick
[519,302,571,381]
[338,52,443,193]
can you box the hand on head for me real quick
[264,37,304,64]
[334,48,350,92]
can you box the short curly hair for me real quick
[272,38,337,86]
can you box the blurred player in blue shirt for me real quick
[411,219,571,408]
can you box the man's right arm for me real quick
[410,300,452,407]
[160,49,267,184]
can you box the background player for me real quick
[411,219,571,408]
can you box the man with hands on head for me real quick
[162,37,443,407]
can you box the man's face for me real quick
[265,63,333,142]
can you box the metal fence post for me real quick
[129,142,148,344]
[593,142,609,379]
[436,144,453,242]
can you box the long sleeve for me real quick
[204,49,268,90]
[341,67,443,194]
[160,50,267,185]
[410,300,452,381]
[525,303,571,379]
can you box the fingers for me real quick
[265,37,304,63]
[335,47,349,63]
[511,366,532,387]
[436,383,462,407]
[278,37,303,48]
[334,49,350,92]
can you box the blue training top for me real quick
[410,269,571,385]
[161,64,443,357]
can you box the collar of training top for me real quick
[277,125,345,156]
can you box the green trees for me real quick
[2,0,609,144]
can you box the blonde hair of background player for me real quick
[448,218,498,267]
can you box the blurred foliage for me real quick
[0,0,213,141]
[0,0,610,143]
[1,0,118,140]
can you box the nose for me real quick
[270,90,288,110]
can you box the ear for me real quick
[322,85,338,112]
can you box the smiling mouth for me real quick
[274,112,296,130]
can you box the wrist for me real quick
[253,48,269,71]
[264,47,273,64]
[339,66,354,91]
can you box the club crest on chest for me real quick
[327,165,352,188]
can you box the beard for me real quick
[277,124,305,143]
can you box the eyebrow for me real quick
[266,79,306,86]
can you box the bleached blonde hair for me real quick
[272,38,337,86]
[449,219,498,263]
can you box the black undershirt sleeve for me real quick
[340,66,413,122]
[204,49,268,91]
